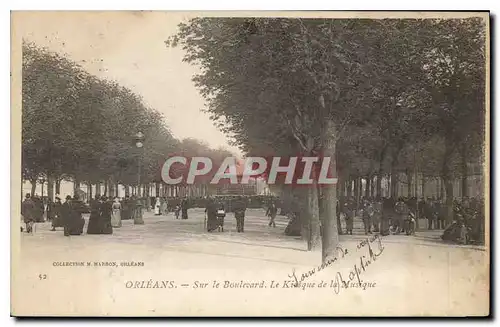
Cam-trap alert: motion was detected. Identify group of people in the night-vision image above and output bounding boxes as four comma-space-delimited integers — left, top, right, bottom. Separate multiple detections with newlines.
86, 195, 124, 234
153, 197, 189, 220
204, 196, 248, 233
21, 193, 146, 236
336, 196, 485, 244
21, 193, 85, 236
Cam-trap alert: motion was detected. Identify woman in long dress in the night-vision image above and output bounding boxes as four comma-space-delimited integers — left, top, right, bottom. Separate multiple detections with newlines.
154, 197, 161, 215
87, 195, 102, 234
205, 198, 218, 232
111, 197, 122, 228
100, 196, 113, 234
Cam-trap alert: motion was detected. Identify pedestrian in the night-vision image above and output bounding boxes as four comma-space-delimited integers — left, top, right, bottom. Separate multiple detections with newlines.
266, 201, 278, 228
362, 200, 374, 235
32, 195, 44, 222
154, 197, 161, 215
99, 196, 113, 234
423, 198, 434, 230
50, 196, 63, 231
234, 196, 247, 233
181, 197, 189, 220
68, 195, 85, 235
160, 197, 168, 215
111, 197, 122, 228
21, 193, 35, 233
435, 200, 445, 229
372, 198, 382, 233
336, 199, 343, 235
344, 197, 355, 235
215, 200, 226, 232
61, 196, 71, 236
46, 198, 54, 222
393, 197, 409, 234
87, 195, 102, 234
205, 197, 218, 232
121, 195, 131, 220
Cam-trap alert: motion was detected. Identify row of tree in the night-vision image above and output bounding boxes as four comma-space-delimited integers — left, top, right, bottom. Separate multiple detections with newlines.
168, 17, 486, 262
22, 42, 233, 200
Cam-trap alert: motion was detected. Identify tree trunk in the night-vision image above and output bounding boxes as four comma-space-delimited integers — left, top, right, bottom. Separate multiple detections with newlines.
461, 146, 468, 200
104, 180, 108, 196
145, 184, 151, 211
306, 172, 321, 251
108, 179, 115, 197
407, 170, 413, 197
47, 174, 55, 201
376, 172, 382, 198
422, 177, 426, 198
319, 125, 339, 263
87, 182, 92, 200
390, 170, 398, 199
365, 177, 370, 198
353, 178, 359, 202
73, 178, 80, 196
442, 138, 455, 224
55, 178, 61, 195
30, 178, 36, 197
155, 182, 160, 197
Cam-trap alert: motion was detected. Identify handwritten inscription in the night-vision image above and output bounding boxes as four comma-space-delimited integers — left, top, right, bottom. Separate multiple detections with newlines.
285, 234, 385, 293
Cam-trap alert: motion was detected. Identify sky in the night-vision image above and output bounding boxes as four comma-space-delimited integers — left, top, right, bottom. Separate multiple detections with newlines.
16, 11, 241, 155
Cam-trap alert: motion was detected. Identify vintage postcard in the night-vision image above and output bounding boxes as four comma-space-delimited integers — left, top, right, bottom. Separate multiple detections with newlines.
11, 11, 490, 317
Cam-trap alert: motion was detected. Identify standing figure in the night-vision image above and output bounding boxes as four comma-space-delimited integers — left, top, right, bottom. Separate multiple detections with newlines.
61, 196, 73, 236
160, 197, 169, 215
394, 198, 409, 234
336, 199, 343, 235
362, 200, 374, 235
174, 204, 180, 219
87, 195, 102, 234
51, 196, 63, 231
129, 195, 137, 220
215, 200, 226, 232
424, 198, 435, 230
111, 197, 122, 228
205, 197, 218, 232
343, 197, 355, 235
100, 196, 113, 234
63, 195, 85, 236
154, 197, 161, 215
33, 195, 44, 222
121, 195, 131, 220
46, 198, 54, 222
233, 196, 247, 233
181, 197, 189, 220
21, 193, 35, 233
266, 201, 278, 228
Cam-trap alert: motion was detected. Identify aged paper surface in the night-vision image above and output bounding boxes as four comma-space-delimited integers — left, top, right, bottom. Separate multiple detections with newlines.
11, 11, 490, 317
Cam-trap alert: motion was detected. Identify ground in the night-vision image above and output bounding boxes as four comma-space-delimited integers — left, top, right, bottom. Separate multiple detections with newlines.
13, 208, 489, 317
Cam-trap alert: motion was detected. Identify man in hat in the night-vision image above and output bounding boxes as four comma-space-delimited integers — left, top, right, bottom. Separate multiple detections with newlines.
61, 196, 73, 236
233, 196, 247, 233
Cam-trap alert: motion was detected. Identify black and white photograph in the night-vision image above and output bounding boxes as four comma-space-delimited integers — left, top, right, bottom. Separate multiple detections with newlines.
10, 11, 489, 317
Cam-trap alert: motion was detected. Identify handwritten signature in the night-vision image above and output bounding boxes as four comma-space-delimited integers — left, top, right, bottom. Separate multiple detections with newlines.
287, 234, 385, 294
